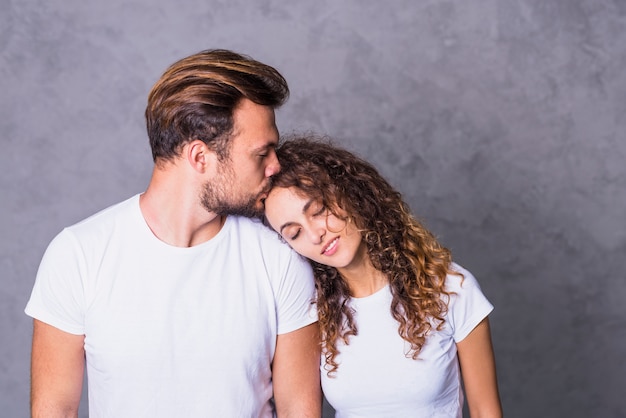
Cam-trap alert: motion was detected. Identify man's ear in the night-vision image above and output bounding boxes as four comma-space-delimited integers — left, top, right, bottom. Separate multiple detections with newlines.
185, 139, 217, 173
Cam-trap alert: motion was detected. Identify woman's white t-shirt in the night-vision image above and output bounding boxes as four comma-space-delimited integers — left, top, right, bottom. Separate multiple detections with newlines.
321, 264, 493, 418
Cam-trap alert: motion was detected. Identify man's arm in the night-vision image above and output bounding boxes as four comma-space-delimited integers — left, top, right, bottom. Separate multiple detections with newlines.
31, 319, 85, 418
457, 317, 503, 418
272, 322, 321, 418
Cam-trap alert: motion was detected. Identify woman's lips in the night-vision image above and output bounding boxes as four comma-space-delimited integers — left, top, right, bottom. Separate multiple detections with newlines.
322, 237, 339, 255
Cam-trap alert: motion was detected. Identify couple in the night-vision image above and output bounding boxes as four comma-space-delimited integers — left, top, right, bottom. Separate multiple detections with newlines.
26, 49, 502, 417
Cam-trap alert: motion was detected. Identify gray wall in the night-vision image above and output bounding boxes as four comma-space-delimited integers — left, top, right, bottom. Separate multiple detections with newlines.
2, 0, 625, 417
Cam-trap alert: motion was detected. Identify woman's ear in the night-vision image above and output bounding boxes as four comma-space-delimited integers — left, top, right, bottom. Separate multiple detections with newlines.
185, 139, 218, 174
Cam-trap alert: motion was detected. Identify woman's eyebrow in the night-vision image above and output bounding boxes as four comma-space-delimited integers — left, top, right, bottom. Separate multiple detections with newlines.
278, 222, 293, 235
302, 199, 314, 213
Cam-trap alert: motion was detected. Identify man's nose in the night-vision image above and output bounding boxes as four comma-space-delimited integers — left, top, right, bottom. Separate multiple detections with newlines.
265, 153, 281, 177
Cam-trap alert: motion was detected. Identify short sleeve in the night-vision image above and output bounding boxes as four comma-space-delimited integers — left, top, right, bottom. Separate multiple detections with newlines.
445, 264, 494, 343
25, 229, 86, 335
273, 251, 317, 335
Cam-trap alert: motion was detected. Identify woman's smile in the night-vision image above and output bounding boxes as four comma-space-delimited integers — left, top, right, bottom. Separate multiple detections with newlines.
322, 237, 340, 255
264, 186, 364, 270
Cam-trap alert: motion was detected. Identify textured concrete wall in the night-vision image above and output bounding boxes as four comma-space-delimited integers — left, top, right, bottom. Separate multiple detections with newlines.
2, 0, 625, 417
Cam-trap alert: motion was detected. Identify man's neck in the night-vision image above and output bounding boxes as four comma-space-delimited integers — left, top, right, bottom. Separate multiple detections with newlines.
139, 168, 225, 248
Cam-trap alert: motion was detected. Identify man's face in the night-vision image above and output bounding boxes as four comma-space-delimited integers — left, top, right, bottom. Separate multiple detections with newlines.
200, 99, 280, 217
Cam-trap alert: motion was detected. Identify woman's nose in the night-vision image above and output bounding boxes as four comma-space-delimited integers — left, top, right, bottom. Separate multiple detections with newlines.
307, 224, 326, 245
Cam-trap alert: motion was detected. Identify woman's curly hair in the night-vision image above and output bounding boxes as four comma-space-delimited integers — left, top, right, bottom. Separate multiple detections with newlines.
271, 135, 459, 376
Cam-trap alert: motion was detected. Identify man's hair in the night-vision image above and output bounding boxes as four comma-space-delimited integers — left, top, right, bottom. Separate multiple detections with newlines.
145, 49, 289, 163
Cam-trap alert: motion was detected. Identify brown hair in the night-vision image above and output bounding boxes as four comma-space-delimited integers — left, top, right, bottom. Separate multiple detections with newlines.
145, 49, 289, 163
271, 135, 457, 376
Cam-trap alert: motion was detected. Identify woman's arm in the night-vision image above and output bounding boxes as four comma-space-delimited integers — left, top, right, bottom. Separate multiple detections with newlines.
456, 317, 503, 418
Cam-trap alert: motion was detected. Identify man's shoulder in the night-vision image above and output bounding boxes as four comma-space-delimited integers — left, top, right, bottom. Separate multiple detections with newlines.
226, 216, 280, 241
225, 216, 300, 259
65, 194, 140, 236
39, 194, 142, 272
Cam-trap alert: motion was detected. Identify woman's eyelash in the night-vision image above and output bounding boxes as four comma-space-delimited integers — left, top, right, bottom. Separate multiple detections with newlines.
312, 206, 326, 217
290, 230, 301, 240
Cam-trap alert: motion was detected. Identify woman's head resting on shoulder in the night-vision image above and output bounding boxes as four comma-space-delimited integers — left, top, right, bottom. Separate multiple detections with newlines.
264, 134, 456, 375
263, 135, 395, 271
263, 134, 452, 288
264, 185, 365, 270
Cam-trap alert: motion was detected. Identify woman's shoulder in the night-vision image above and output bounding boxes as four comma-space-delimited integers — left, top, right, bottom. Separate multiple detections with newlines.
445, 262, 480, 292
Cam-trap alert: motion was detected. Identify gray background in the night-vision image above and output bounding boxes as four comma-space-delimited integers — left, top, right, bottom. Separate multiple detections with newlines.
2, 0, 625, 417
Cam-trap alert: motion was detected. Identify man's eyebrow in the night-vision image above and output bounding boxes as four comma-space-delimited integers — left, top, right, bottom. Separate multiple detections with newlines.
252, 141, 277, 153
278, 199, 313, 235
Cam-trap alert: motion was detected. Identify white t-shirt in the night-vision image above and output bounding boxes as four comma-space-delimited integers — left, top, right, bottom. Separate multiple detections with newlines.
25, 194, 317, 418
321, 264, 493, 418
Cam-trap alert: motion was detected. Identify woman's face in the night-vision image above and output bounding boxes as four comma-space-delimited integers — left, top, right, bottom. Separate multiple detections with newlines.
264, 186, 365, 270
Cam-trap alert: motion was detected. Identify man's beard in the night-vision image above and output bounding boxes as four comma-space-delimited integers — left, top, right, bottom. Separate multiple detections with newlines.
200, 183, 263, 218
200, 177, 266, 218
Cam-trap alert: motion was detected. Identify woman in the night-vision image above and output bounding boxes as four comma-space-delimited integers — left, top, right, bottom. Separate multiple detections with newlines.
263, 135, 503, 418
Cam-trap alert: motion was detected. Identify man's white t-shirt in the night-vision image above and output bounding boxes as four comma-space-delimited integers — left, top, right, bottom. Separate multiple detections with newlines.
25, 194, 317, 417
321, 264, 493, 418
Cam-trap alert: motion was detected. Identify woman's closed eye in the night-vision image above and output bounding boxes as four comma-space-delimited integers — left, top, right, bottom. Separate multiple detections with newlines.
310, 203, 327, 217
283, 227, 301, 241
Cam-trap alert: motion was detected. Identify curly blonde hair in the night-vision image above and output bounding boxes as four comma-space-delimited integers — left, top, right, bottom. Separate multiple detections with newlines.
271, 135, 459, 376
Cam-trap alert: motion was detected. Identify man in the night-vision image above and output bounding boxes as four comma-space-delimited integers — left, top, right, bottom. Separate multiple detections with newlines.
25, 49, 321, 417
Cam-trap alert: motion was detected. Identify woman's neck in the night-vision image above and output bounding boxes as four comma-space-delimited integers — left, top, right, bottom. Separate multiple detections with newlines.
338, 245, 388, 298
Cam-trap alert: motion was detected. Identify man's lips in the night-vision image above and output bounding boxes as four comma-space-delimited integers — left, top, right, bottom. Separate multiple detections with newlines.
258, 188, 270, 205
